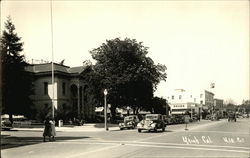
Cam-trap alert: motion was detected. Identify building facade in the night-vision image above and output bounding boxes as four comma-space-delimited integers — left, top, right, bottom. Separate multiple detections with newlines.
214, 98, 224, 111
26, 63, 95, 121
167, 89, 216, 118
167, 89, 200, 116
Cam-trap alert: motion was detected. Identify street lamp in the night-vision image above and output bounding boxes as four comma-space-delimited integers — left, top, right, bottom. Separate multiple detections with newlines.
104, 89, 108, 131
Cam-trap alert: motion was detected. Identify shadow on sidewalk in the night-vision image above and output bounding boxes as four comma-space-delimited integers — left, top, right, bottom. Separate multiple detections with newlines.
1, 135, 90, 150
94, 123, 118, 128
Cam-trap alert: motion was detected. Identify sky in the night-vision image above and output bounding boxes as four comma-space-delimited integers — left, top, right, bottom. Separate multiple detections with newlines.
1, 1, 249, 104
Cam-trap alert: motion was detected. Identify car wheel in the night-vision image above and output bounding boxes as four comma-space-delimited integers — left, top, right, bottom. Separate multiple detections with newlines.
138, 129, 141, 133
154, 128, 157, 132
162, 127, 165, 132
120, 128, 123, 130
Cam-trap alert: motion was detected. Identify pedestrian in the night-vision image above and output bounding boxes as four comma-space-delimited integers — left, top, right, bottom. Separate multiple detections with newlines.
43, 118, 52, 142
50, 119, 56, 141
198, 115, 200, 121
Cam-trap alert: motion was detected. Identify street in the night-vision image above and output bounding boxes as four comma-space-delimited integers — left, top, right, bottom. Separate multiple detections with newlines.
1, 118, 250, 158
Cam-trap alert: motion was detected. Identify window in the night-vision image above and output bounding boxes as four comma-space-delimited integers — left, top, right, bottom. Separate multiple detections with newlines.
179, 95, 182, 99
62, 82, 66, 96
200, 100, 203, 104
190, 95, 192, 98
44, 82, 48, 95
200, 94, 203, 98
172, 96, 174, 100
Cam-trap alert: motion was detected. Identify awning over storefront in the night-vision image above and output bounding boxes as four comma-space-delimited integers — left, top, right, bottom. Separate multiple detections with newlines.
171, 111, 186, 115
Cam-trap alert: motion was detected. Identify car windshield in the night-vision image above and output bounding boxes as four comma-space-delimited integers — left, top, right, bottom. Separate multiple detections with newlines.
146, 115, 158, 120
1, 118, 10, 121
124, 116, 133, 120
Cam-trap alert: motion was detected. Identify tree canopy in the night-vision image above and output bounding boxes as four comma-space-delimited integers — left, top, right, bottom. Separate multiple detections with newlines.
150, 97, 169, 115
86, 38, 167, 117
1, 17, 34, 120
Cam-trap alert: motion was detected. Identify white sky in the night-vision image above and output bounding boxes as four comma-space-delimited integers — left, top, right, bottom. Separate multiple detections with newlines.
1, 1, 249, 104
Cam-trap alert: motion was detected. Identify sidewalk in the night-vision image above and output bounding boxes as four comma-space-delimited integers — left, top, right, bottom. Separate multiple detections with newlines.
10, 119, 226, 133
12, 123, 120, 132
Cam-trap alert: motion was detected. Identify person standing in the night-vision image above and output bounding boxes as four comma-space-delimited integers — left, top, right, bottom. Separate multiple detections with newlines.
43, 118, 52, 142
50, 119, 56, 141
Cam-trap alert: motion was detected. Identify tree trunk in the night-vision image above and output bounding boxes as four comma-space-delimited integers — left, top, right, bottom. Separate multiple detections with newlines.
133, 108, 136, 115
110, 106, 116, 123
136, 108, 139, 115
9, 113, 13, 124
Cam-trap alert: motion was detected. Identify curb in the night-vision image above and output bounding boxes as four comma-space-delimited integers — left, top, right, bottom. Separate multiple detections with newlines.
10, 125, 120, 132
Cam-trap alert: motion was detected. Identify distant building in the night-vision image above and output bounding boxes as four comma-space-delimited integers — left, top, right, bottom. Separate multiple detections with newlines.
167, 89, 216, 118
202, 90, 214, 112
214, 98, 224, 110
26, 63, 95, 121
167, 89, 200, 116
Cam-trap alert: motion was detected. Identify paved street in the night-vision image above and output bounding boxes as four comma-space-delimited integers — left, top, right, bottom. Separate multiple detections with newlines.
1, 118, 250, 158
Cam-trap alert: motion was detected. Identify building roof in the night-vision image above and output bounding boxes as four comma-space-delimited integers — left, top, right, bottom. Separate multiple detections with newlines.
26, 63, 86, 74
67, 66, 85, 74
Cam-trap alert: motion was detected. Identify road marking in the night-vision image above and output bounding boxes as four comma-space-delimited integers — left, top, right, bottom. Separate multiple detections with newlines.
58, 139, 250, 150
125, 143, 250, 153
135, 133, 168, 142
28, 151, 34, 154
137, 141, 250, 150
185, 130, 250, 135
54, 141, 250, 154
66, 143, 120, 158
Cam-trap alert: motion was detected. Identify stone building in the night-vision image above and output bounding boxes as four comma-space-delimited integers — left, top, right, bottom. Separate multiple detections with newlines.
26, 62, 95, 121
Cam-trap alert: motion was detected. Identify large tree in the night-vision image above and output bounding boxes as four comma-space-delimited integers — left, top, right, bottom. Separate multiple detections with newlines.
150, 97, 169, 115
88, 38, 167, 120
1, 17, 34, 122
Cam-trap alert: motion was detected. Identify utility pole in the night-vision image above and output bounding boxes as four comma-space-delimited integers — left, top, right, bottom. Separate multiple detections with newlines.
104, 89, 108, 131
50, 0, 55, 119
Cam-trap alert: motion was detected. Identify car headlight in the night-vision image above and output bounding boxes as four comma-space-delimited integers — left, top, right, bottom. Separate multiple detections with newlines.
151, 123, 156, 127
137, 123, 142, 127
119, 123, 124, 126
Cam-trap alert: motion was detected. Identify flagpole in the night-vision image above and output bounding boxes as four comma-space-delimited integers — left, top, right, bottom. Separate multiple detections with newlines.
50, 0, 54, 119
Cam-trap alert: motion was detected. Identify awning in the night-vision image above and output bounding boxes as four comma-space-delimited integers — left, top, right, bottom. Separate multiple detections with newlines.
171, 111, 186, 115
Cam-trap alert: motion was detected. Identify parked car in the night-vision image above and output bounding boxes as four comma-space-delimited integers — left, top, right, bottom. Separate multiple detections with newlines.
137, 114, 166, 132
119, 115, 139, 130
1, 117, 13, 131
168, 116, 177, 124
163, 116, 170, 125
211, 113, 220, 121
174, 115, 185, 124
243, 114, 249, 118
205, 115, 211, 120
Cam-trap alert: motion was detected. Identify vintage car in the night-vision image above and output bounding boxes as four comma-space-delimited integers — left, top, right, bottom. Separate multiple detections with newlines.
137, 114, 166, 132
1, 117, 13, 131
119, 115, 139, 130
211, 113, 220, 121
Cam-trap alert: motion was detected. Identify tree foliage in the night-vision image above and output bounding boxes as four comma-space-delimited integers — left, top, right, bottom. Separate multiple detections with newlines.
150, 97, 169, 115
87, 38, 167, 118
1, 17, 34, 120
